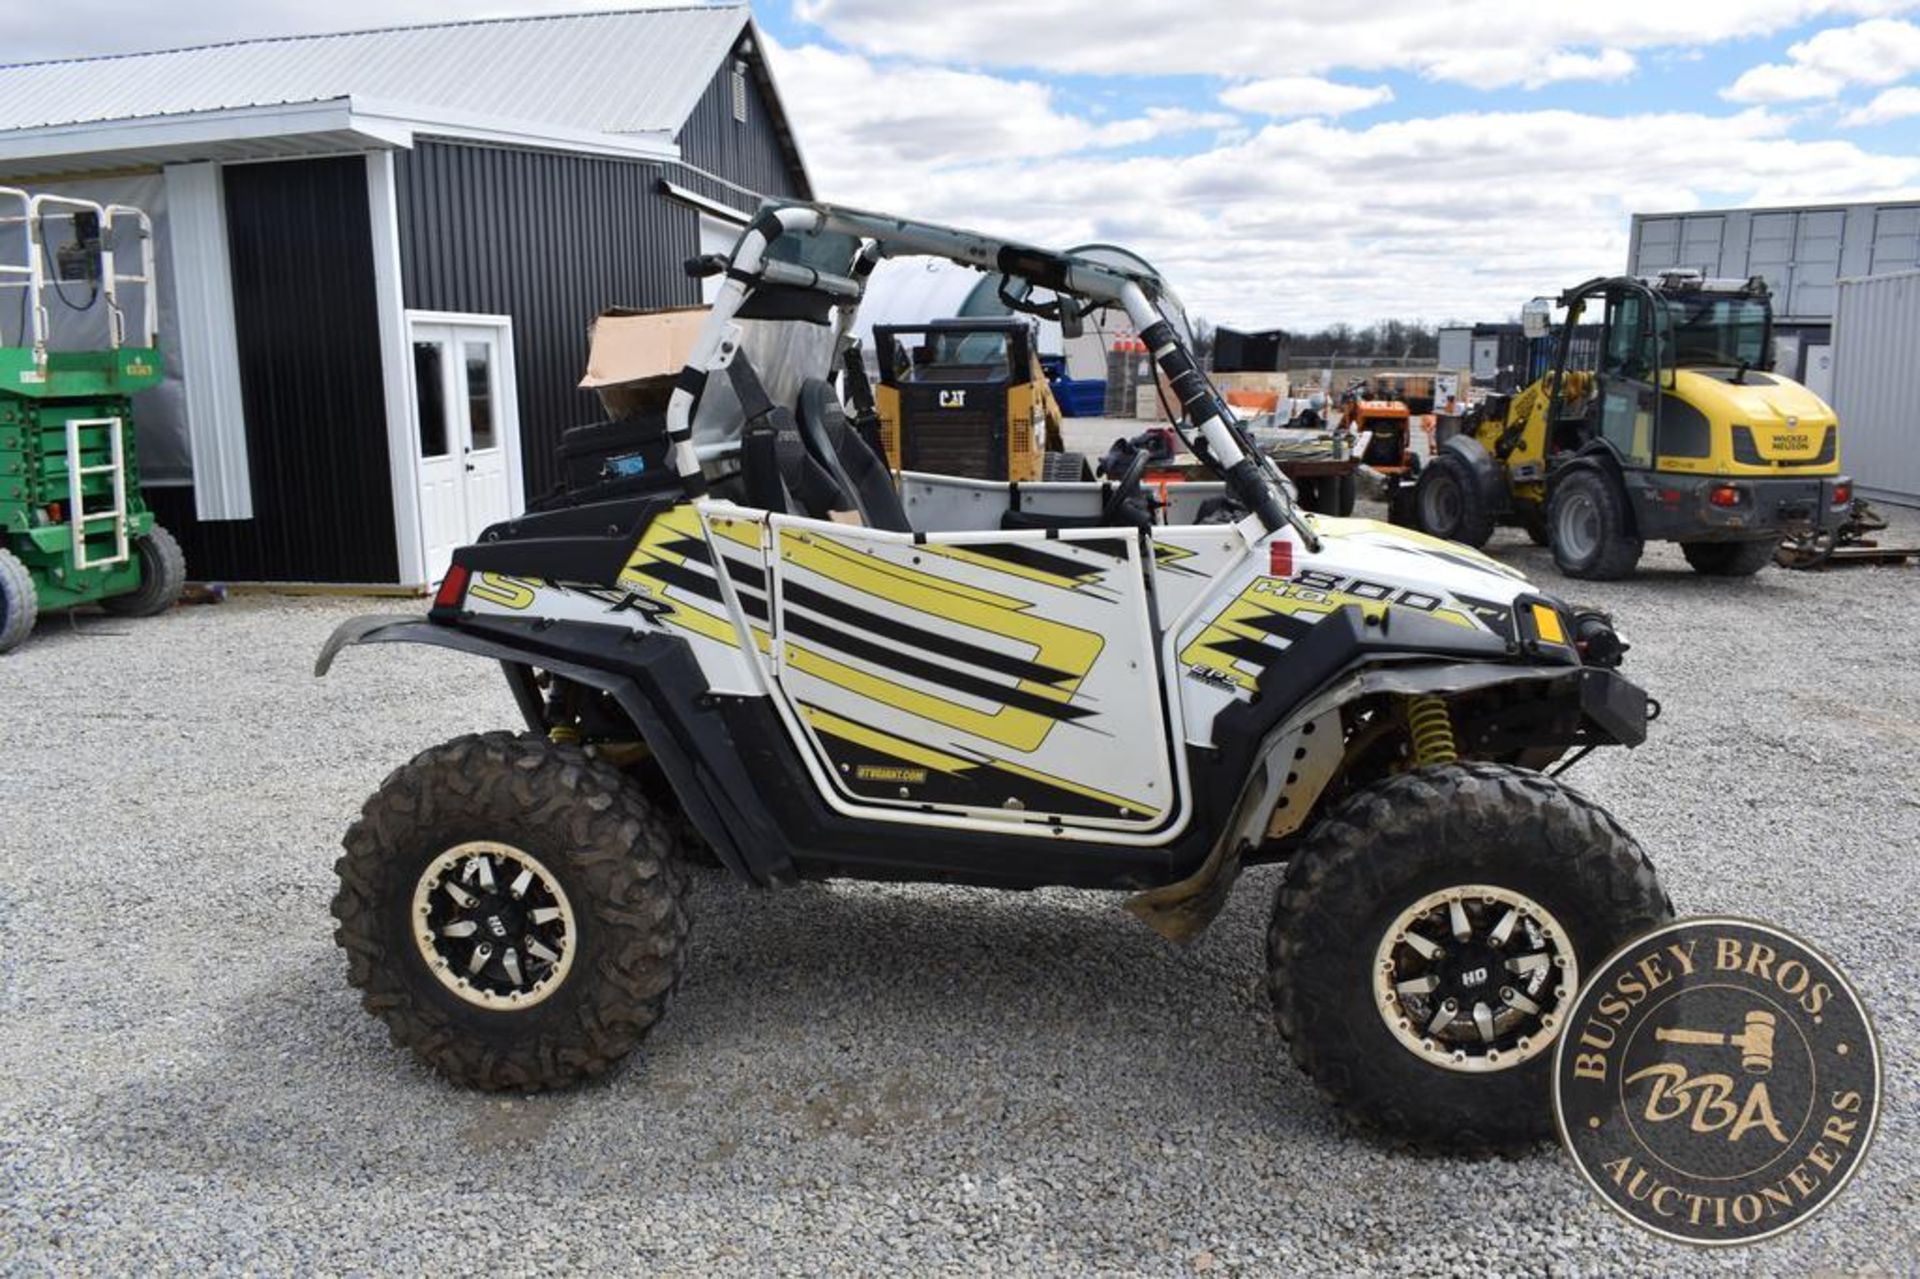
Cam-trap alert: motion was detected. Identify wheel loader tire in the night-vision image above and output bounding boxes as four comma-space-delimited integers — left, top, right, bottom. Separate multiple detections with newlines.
1547, 471, 1642, 580
101, 524, 187, 617
0, 547, 37, 654
1520, 509, 1550, 546
1266, 762, 1672, 1151
1681, 538, 1775, 577
332, 731, 690, 1091
1413, 453, 1494, 548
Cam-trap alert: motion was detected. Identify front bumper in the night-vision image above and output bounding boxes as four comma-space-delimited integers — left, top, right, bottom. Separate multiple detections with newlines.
1626, 472, 1850, 542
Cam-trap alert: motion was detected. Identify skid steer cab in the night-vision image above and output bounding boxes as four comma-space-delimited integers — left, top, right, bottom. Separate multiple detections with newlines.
319, 201, 1673, 1151
871, 318, 1088, 484
1404, 272, 1850, 579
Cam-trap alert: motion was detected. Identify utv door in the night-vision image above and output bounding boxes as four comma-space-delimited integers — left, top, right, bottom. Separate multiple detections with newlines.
764, 518, 1179, 837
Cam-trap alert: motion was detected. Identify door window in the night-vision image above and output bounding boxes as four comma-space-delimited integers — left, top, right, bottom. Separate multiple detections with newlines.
464, 342, 496, 452
414, 341, 449, 457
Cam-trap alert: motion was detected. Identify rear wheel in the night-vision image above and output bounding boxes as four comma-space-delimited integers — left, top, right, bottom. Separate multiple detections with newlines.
1267, 763, 1671, 1150
101, 524, 186, 617
0, 547, 38, 654
1520, 508, 1550, 546
1547, 471, 1642, 579
1682, 538, 1775, 577
1414, 453, 1494, 548
333, 732, 691, 1090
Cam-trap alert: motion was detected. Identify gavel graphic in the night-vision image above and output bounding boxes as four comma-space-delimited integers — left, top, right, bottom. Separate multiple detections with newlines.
1654, 1009, 1777, 1074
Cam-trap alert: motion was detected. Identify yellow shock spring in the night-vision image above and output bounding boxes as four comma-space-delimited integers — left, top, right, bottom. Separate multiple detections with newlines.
1405, 695, 1458, 768
548, 724, 582, 745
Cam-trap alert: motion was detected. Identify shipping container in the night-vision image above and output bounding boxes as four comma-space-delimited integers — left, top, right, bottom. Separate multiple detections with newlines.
1830, 270, 1920, 506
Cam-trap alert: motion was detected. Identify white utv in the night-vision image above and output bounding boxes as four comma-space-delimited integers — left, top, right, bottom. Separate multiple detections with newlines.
320, 203, 1671, 1149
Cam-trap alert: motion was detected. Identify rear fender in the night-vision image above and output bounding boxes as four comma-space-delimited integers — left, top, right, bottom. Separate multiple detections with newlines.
316, 614, 792, 887
1440, 433, 1507, 513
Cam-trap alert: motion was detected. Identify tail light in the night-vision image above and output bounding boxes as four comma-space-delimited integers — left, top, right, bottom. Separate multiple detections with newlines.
1708, 484, 1743, 508
1832, 481, 1852, 506
432, 563, 471, 613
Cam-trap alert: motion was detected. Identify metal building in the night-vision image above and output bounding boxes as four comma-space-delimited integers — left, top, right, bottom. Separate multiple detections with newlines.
1627, 199, 1920, 394
0, 6, 811, 585
1831, 270, 1920, 505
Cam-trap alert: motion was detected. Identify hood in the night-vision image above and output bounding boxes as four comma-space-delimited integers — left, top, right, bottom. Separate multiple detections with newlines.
1309, 516, 1535, 605
1672, 368, 1836, 431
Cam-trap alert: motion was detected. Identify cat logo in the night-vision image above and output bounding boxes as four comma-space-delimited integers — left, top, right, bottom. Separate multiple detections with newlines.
938, 389, 967, 409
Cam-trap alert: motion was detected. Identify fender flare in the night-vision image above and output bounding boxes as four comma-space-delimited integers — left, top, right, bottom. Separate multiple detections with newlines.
316, 614, 794, 887
1438, 432, 1506, 513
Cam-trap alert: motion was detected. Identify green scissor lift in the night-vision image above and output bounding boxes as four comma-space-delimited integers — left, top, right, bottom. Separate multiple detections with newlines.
0, 188, 184, 654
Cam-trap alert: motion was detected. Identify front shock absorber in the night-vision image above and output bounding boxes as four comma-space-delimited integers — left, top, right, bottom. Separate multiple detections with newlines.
1404, 695, 1459, 768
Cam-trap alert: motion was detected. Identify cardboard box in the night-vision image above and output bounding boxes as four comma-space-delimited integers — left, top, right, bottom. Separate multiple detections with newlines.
579, 305, 712, 419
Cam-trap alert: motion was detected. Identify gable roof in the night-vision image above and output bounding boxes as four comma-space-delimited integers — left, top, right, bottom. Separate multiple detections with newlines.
0, 6, 749, 137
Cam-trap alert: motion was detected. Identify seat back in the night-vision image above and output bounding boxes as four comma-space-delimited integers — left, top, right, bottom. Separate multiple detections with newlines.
795, 378, 912, 532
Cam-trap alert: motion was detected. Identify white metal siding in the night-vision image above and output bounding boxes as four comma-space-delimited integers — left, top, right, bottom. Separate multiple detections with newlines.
164, 162, 253, 520
1831, 270, 1920, 505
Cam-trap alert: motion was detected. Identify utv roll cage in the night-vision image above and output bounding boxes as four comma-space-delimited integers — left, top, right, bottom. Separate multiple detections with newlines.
664, 201, 1317, 547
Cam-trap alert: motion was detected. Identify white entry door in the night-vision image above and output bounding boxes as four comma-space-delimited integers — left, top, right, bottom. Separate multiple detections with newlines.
410, 317, 520, 583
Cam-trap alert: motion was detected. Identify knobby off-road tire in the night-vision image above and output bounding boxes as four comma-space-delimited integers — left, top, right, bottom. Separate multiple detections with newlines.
1266, 763, 1672, 1150
1681, 538, 1776, 577
0, 547, 37, 654
1414, 453, 1495, 548
101, 524, 187, 617
333, 732, 690, 1090
1548, 471, 1643, 580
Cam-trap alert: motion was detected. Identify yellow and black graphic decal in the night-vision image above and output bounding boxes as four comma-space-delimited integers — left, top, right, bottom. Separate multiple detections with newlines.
800, 704, 1161, 821
468, 573, 539, 610
1151, 541, 1207, 576
1181, 571, 1484, 693
918, 538, 1125, 600
778, 532, 1106, 754
616, 507, 749, 650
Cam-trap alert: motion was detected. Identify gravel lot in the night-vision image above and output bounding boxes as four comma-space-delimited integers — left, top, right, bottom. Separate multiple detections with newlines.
2, 507, 1917, 1274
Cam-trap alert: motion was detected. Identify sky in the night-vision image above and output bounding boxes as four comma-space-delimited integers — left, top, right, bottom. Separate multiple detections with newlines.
6, 1, 1920, 329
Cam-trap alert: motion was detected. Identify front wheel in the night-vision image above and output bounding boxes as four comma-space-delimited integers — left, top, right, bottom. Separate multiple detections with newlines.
333, 732, 690, 1090
1547, 471, 1642, 579
1267, 763, 1672, 1150
1682, 538, 1775, 577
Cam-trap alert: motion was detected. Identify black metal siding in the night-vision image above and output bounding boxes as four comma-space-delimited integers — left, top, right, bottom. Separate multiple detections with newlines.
676, 48, 809, 202
395, 141, 698, 500
150, 155, 396, 583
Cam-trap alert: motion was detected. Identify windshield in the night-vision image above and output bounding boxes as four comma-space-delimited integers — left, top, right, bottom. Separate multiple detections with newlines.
1659, 295, 1770, 368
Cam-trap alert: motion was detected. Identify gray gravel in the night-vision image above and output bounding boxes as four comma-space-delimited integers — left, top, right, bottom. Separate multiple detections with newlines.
2, 509, 1917, 1275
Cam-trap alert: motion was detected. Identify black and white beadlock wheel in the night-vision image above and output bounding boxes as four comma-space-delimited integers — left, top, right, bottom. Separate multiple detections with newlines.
410, 841, 578, 1010
333, 732, 691, 1091
1372, 883, 1577, 1074
1267, 763, 1671, 1149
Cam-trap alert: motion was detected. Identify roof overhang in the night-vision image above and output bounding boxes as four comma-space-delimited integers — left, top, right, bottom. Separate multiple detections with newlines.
0, 94, 679, 179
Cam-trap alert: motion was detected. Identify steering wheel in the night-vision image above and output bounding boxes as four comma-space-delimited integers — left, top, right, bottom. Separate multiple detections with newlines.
1102, 447, 1151, 525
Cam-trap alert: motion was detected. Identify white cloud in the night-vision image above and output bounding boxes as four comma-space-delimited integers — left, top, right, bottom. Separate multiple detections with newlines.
1843, 83, 1920, 122
1221, 77, 1393, 118
769, 31, 1920, 327
1725, 17, 1920, 100
767, 41, 1230, 168
792, 0, 1918, 88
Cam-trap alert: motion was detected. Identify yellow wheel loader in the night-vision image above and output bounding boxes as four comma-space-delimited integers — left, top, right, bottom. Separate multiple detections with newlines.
1403, 272, 1851, 579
